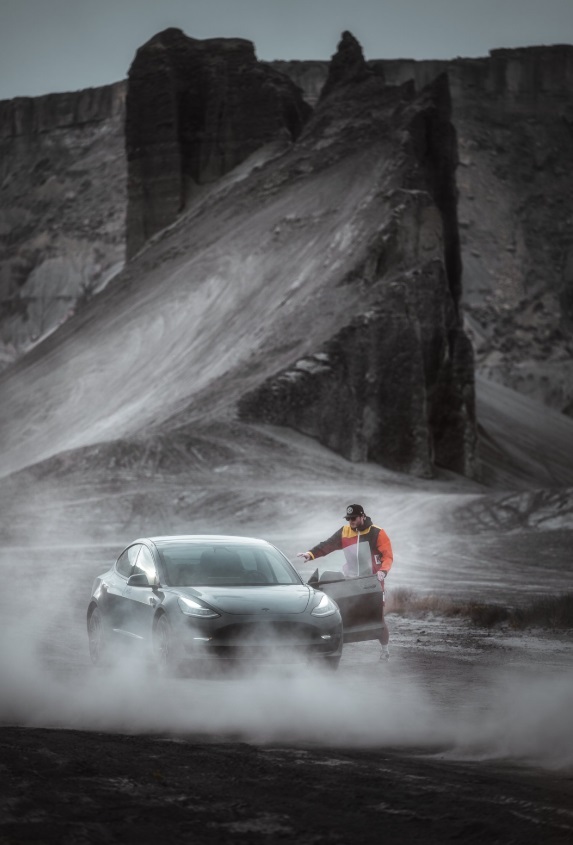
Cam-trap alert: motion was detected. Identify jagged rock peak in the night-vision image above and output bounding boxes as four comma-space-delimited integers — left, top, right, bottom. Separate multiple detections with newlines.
319, 31, 372, 101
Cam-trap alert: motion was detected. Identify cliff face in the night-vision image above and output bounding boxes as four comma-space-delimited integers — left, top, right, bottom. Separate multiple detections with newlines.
0, 82, 126, 370
238, 40, 475, 477
438, 47, 573, 417
0, 84, 126, 137
276, 46, 573, 416
125, 28, 311, 258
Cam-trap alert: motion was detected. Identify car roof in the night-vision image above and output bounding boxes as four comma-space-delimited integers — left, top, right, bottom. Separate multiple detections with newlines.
137, 535, 274, 548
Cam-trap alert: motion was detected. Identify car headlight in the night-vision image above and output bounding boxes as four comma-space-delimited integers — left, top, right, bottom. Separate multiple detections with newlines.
311, 593, 337, 617
178, 596, 220, 618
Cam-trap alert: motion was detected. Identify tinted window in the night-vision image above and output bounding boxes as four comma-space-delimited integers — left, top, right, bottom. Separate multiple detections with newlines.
116, 544, 142, 578
156, 541, 301, 587
132, 546, 158, 586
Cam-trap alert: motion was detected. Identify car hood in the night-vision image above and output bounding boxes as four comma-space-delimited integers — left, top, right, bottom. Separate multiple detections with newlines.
175, 584, 313, 615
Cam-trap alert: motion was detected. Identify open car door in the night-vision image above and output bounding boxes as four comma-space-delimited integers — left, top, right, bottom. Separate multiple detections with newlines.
307, 566, 384, 644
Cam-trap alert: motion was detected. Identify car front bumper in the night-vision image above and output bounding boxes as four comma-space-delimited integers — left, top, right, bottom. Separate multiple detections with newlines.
177, 615, 343, 662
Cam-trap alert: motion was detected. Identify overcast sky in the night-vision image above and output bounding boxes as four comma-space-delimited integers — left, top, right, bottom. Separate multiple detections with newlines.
1, 0, 573, 101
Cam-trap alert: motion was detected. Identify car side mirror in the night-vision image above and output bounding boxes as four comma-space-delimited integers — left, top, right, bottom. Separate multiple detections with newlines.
127, 572, 151, 587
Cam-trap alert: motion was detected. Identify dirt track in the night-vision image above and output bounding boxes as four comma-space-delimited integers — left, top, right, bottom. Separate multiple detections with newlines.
2, 724, 573, 845
2, 621, 573, 845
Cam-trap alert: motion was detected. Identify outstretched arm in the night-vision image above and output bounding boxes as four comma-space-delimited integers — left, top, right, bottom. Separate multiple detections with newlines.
297, 528, 344, 561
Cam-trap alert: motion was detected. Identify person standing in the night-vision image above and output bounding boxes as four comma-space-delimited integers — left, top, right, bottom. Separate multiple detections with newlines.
297, 503, 393, 660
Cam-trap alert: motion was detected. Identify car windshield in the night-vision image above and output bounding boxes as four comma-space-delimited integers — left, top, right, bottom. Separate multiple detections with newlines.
155, 540, 302, 587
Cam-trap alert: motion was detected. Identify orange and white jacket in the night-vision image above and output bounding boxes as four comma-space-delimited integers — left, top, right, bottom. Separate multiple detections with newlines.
308, 517, 393, 578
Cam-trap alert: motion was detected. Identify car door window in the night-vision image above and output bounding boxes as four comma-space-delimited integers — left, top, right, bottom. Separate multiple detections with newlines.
132, 546, 159, 586
116, 544, 142, 578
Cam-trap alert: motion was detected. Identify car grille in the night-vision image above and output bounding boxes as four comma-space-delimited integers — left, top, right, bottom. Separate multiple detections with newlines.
213, 622, 321, 646
183, 621, 340, 660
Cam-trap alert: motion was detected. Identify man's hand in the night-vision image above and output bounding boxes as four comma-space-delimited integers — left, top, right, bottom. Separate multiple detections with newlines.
297, 552, 311, 561
376, 570, 387, 582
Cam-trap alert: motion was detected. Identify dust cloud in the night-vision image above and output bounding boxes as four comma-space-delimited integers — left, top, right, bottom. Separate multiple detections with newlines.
451, 670, 573, 770
1, 589, 572, 771
1, 480, 572, 773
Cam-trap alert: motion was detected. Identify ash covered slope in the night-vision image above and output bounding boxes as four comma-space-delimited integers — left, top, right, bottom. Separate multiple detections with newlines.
0, 32, 474, 480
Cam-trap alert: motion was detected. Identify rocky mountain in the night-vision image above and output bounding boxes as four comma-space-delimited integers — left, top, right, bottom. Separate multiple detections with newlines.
278, 46, 573, 416
0, 83, 126, 369
0, 30, 475, 482
238, 35, 474, 477
0, 30, 572, 490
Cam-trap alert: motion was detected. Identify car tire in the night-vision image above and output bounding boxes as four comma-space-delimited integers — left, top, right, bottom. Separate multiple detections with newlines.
309, 654, 341, 671
319, 655, 341, 671
153, 614, 180, 675
87, 607, 108, 666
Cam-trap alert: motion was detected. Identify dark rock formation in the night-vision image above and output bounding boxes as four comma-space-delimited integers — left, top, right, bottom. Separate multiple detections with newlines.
125, 28, 311, 258
319, 31, 374, 102
239, 285, 475, 477
429, 46, 573, 417
275, 45, 573, 416
0, 82, 126, 370
0, 84, 125, 137
239, 61, 476, 478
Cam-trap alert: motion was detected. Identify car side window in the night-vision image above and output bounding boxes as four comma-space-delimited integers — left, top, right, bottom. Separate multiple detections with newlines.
132, 546, 158, 586
116, 544, 142, 578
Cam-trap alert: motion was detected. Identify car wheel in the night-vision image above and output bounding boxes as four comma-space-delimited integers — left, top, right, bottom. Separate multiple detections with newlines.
318, 655, 341, 671
153, 614, 180, 675
87, 607, 107, 666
